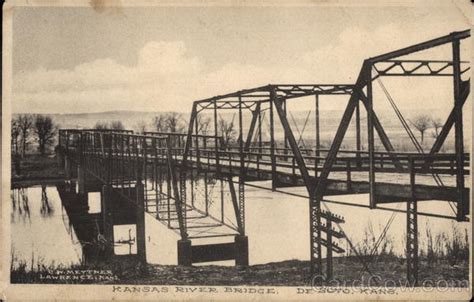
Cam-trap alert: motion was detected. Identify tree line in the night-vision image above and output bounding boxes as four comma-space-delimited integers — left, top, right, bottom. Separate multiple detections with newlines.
11, 111, 240, 157
135, 112, 238, 147
11, 114, 58, 156
410, 114, 444, 143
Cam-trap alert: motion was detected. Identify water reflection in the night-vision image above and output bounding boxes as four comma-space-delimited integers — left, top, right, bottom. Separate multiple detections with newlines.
11, 183, 470, 269
11, 188, 31, 224
40, 186, 54, 217
11, 186, 82, 269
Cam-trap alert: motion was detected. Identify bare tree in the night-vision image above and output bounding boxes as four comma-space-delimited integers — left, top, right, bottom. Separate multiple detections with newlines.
33, 115, 57, 155
153, 114, 167, 132
94, 121, 109, 130
165, 112, 185, 133
196, 115, 211, 135
218, 114, 236, 148
431, 117, 443, 138
11, 117, 21, 155
134, 121, 148, 134
110, 120, 125, 130
409, 114, 431, 144
17, 114, 33, 157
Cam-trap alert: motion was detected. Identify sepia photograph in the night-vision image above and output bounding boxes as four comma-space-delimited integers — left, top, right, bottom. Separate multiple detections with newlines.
1, 0, 472, 300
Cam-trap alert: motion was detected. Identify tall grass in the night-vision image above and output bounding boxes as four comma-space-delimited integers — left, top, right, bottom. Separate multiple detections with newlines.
343, 220, 469, 266
420, 222, 469, 266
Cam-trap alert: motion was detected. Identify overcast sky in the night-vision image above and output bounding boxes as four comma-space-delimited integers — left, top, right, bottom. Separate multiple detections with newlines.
10, 1, 471, 114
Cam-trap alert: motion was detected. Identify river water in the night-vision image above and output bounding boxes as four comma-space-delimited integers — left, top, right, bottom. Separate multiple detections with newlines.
10, 183, 469, 269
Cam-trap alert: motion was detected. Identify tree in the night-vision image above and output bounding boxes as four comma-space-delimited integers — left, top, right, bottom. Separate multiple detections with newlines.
94, 121, 109, 130
33, 115, 57, 155
410, 114, 431, 144
431, 117, 443, 138
17, 114, 33, 157
153, 114, 167, 132
134, 121, 148, 134
165, 112, 185, 133
11, 117, 21, 155
196, 115, 211, 135
109, 120, 124, 130
218, 114, 236, 148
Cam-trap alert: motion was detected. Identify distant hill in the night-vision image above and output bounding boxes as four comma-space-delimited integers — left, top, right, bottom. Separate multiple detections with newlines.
12, 107, 455, 138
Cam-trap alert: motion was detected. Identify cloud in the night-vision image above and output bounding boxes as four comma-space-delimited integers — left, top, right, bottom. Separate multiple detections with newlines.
12, 25, 468, 114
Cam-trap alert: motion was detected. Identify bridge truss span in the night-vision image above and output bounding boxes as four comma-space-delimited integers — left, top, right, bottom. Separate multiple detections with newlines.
58, 30, 471, 283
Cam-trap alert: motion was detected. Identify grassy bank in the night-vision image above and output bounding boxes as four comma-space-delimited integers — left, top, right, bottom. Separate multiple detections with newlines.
11, 256, 469, 286
12, 153, 65, 184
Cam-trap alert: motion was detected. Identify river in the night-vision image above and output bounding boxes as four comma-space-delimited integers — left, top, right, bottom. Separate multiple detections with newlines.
10, 183, 469, 269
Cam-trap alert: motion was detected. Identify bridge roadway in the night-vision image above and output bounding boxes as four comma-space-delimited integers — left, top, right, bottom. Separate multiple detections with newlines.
77, 145, 470, 204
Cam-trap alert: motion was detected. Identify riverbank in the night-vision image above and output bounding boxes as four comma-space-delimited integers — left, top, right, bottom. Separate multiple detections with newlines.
11, 154, 65, 185
11, 256, 469, 286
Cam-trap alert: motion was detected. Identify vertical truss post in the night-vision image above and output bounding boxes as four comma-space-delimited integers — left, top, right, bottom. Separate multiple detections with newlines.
355, 100, 362, 168
258, 107, 263, 158
214, 99, 220, 175
179, 172, 187, 229
315, 94, 320, 177
407, 157, 418, 285
204, 171, 209, 215
166, 155, 172, 228
238, 95, 246, 235
326, 214, 333, 281
194, 111, 201, 168
310, 195, 322, 278
228, 175, 245, 235
239, 95, 244, 175
190, 170, 194, 208
283, 99, 288, 153
136, 161, 146, 263
220, 178, 224, 223
269, 91, 276, 191
366, 66, 376, 208
452, 38, 466, 221
101, 184, 114, 256
238, 178, 245, 235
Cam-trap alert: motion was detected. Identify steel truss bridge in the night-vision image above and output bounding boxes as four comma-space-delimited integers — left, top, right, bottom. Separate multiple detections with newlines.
57, 30, 471, 284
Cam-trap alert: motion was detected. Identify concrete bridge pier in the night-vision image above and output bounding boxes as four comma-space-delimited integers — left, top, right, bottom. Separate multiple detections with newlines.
234, 235, 249, 267
177, 235, 249, 267
101, 185, 115, 257
135, 180, 147, 263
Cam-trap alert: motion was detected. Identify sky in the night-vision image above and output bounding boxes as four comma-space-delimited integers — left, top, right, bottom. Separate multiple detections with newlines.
9, 0, 471, 114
